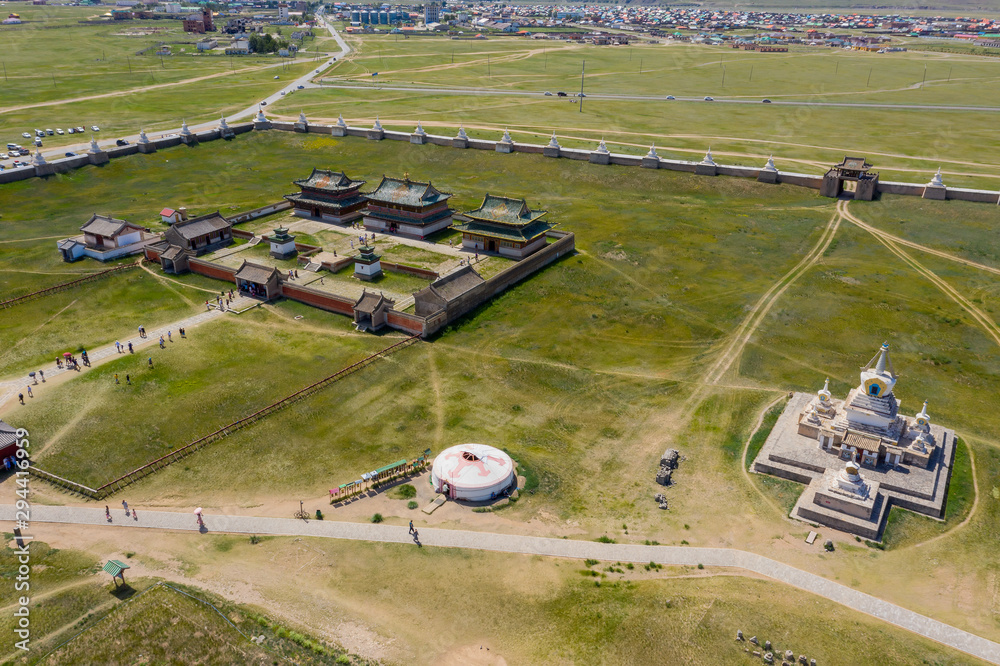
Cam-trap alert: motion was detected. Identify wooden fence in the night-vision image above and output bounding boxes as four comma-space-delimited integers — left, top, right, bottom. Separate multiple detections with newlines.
0, 261, 140, 309
29, 335, 421, 499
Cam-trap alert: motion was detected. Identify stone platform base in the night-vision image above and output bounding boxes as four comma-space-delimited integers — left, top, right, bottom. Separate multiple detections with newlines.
589, 152, 610, 165
331, 127, 347, 137
137, 143, 157, 154
88, 152, 110, 165
543, 147, 561, 158
253, 121, 272, 131
794, 480, 889, 541
410, 134, 426, 145
367, 129, 384, 141
294, 122, 308, 133
757, 169, 778, 184
495, 142, 513, 153
180, 134, 198, 145
452, 138, 469, 149
641, 157, 660, 169
695, 163, 717, 176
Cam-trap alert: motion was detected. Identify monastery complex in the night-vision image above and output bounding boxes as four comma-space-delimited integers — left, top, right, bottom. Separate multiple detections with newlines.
752, 343, 957, 540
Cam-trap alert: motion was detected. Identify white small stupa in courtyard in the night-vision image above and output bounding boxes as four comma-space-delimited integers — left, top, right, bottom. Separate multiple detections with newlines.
927, 168, 945, 188
701, 147, 716, 166
548, 132, 560, 149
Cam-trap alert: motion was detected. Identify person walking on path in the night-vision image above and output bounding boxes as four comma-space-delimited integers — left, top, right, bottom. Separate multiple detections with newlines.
105, 505, 111, 522
18, 393, 23, 405
409, 520, 414, 534
115, 341, 121, 353
132, 508, 138, 521
122, 500, 128, 515
38, 370, 44, 382
159, 336, 165, 349
26, 386, 32, 398
126, 374, 131, 385
167, 330, 172, 342
412, 529, 420, 545
128, 342, 133, 354
115, 374, 119, 385
179, 328, 186, 338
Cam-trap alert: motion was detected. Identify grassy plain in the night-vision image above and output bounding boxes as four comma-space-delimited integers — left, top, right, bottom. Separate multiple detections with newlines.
4, 125, 1000, 658
262, 32, 1000, 189
21, 529, 987, 665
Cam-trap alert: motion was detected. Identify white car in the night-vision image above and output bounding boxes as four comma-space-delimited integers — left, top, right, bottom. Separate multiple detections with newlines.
91, 125, 100, 131
21, 132, 30, 138
56, 129, 64, 135
704, 96, 714, 101
0, 153, 7, 160
76, 126, 84, 132
67, 128, 75, 134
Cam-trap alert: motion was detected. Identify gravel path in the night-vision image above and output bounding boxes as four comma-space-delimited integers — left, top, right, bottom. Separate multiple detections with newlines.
4, 503, 998, 664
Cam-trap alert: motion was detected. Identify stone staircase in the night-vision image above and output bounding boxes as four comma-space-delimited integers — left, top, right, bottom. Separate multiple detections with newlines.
247, 236, 262, 246
305, 261, 322, 272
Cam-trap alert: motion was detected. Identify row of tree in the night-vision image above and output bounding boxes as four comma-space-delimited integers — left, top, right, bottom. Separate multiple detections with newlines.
249, 33, 289, 54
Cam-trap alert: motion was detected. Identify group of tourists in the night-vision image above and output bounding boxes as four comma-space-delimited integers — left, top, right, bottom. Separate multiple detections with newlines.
106, 500, 138, 523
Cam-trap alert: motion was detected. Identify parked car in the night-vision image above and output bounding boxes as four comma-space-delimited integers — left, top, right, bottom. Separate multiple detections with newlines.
556, 91, 567, 97
115, 139, 129, 146
46, 129, 54, 135
19, 148, 30, 156
0, 153, 7, 160
280, 91, 286, 95
76, 126, 84, 133
56, 129, 64, 135
665, 95, 676, 100
65, 152, 76, 157
67, 128, 75, 134
5, 143, 16, 149
21, 132, 30, 138
273, 75, 280, 79
704, 96, 714, 101
35, 129, 44, 137
33, 139, 42, 147
762, 98, 772, 103
91, 125, 100, 131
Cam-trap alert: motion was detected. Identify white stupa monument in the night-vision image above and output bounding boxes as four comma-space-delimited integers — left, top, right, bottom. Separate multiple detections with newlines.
701, 147, 717, 166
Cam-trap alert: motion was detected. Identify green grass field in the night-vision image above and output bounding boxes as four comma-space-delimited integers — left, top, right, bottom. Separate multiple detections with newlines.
4, 56, 1000, 660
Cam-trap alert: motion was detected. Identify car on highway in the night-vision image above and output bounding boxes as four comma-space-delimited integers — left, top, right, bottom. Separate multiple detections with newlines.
297, 85, 304, 89
91, 125, 100, 131
704, 96, 714, 101
665, 95, 675, 100
21, 132, 30, 138
280, 91, 286, 95
762, 99, 772, 103
65, 152, 76, 157
556, 91, 567, 97
260, 100, 268, 106
577, 92, 586, 97
115, 138, 129, 146
56, 129, 64, 135
544, 91, 552, 96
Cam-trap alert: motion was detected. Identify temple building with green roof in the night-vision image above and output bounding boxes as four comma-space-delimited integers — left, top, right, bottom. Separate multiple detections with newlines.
284, 169, 367, 225
362, 176, 453, 239
455, 195, 553, 259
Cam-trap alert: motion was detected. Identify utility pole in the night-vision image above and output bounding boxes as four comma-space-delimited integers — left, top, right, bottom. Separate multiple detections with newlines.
722, 65, 726, 88
127, 55, 132, 75
948, 65, 953, 82
639, 58, 642, 75
749, 64, 753, 82
866, 67, 872, 87
488, 54, 490, 78
52, 73, 56, 88
579, 59, 585, 113
835, 60, 839, 76
2, 62, 6, 83
921, 64, 926, 87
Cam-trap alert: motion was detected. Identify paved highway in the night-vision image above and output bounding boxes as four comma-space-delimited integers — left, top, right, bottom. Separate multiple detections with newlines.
303, 81, 1000, 113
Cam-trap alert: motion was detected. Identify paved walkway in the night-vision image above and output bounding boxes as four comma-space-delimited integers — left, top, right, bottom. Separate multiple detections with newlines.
4, 504, 998, 664
0, 308, 223, 408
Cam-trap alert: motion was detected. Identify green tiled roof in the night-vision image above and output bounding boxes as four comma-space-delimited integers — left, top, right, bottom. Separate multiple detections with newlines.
454, 218, 554, 242
293, 168, 365, 192
366, 176, 451, 207
103, 560, 130, 577
463, 195, 547, 227
284, 192, 367, 211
